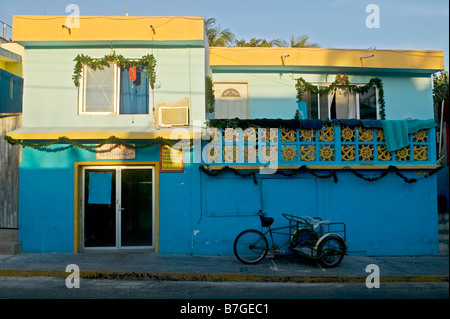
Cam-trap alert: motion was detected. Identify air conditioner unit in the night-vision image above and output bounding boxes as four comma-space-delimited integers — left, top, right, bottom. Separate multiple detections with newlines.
158, 106, 189, 127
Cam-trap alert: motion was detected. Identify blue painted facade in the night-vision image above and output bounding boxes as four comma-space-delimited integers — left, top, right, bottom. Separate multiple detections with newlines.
18, 142, 439, 256
9, 17, 443, 257
0, 69, 22, 114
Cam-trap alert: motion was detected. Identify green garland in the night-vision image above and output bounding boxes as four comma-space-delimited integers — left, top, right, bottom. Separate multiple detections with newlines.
295, 77, 386, 120
4, 135, 177, 151
199, 165, 338, 185
205, 76, 215, 113
200, 166, 259, 184
200, 165, 443, 185
73, 53, 157, 87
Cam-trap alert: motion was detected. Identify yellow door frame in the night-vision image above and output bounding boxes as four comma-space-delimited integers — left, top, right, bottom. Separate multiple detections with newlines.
74, 161, 160, 253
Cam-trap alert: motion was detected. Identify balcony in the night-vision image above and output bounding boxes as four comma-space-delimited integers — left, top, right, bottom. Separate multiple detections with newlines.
202, 120, 437, 167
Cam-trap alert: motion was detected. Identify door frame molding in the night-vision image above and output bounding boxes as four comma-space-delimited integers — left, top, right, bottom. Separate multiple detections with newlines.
74, 161, 159, 253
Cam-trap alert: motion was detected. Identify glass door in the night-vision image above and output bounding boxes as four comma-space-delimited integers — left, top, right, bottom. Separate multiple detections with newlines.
83, 168, 117, 248
119, 168, 154, 248
82, 166, 154, 250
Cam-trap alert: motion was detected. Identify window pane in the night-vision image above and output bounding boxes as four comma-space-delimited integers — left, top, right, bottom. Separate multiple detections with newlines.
334, 89, 357, 119
304, 90, 319, 119
318, 86, 328, 120
120, 66, 149, 114
359, 86, 377, 119
84, 66, 115, 113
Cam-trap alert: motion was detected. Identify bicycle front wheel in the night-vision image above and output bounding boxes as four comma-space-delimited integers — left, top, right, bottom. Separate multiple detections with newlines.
233, 229, 268, 265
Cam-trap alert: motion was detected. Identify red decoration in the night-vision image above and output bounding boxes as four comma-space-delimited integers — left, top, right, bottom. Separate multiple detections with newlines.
129, 66, 137, 82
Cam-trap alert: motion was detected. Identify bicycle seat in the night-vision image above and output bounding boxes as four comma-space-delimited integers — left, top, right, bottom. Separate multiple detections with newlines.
260, 215, 274, 227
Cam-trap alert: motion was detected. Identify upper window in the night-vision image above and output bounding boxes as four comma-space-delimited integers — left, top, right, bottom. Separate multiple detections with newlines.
213, 83, 249, 119
120, 66, 149, 115
79, 64, 149, 115
222, 88, 241, 98
302, 85, 379, 120
82, 65, 117, 114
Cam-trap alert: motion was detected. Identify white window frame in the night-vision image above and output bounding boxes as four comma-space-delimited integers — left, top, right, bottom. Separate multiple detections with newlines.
78, 63, 152, 115
311, 84, 379, 120
78, 64, 120, 115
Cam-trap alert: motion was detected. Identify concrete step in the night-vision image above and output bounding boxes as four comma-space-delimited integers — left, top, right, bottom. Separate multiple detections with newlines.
0, 242, 21, 254
0, 229, 18, 242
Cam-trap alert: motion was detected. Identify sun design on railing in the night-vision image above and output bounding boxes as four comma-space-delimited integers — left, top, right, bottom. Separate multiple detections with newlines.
281, 145, 298, 161
320, 145, 334, 161
341, 127, 355, 142
300, 129, 315, 142
359, 145, 374, 161
396, 147, 410, 161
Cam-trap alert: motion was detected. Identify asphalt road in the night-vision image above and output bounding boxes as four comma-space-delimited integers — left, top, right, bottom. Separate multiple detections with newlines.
0, 276, 448, 299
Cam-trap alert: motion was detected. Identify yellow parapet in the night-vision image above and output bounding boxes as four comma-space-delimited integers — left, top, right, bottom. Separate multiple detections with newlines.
13, 16, 205, 42
209, 47, 444, 71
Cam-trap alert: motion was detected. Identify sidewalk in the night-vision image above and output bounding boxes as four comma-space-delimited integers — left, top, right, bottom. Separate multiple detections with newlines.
0, 252, 448, 283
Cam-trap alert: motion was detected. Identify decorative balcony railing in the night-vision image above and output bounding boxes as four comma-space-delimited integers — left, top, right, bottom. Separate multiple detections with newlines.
203, 124, 436, 166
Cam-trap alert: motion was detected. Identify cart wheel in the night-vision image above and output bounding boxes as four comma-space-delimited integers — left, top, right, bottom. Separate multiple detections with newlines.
294, 228, 318, 248
317, 235, 346, 268
233, 229, 268, 265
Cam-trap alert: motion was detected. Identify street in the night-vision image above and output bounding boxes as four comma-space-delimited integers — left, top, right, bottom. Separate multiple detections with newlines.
0, 276, 447, 299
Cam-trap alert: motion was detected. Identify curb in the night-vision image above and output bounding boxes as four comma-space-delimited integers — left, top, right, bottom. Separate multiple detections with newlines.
0, 269, 448, 283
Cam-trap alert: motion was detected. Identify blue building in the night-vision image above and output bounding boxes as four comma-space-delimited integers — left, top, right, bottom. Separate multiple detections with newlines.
6, 15, 445, 256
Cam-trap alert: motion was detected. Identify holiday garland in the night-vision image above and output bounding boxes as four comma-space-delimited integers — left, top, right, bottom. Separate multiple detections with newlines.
295, 76, 386, 120
205, 76, 215, 113
199, 164, 443, 185
72, 53, 157, 88
4, 135, 176, 152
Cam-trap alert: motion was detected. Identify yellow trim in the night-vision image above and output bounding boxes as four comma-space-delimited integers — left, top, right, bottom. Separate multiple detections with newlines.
0, 42, 24, 77
209, 47, 445, 71
7, 131, 194, 140
13, 16, 205, 42
74, 161, 160, 254
205, 165, 440, 170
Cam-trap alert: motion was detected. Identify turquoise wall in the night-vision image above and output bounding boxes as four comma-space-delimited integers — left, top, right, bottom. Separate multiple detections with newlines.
22, 46, 205, 128
211, 72, 434, 120
18, 143, 202, 253
193, 170, 439, 256
19, 144, 439, 256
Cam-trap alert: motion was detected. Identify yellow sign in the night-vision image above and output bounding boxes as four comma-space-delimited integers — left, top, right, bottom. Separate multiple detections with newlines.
160, 144, 184, 172
96, 144, 135, 160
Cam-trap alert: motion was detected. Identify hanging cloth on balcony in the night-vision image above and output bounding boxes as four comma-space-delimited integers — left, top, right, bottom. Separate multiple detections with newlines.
406, 119, 437, 134
382, 120, 410, 152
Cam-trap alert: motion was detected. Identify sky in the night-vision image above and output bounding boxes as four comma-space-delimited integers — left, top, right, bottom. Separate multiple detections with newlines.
1, 0, 448, 70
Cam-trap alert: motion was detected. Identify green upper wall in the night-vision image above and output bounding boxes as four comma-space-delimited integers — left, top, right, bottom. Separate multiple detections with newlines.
211, 71, 434, 120
22, 46, 205, 128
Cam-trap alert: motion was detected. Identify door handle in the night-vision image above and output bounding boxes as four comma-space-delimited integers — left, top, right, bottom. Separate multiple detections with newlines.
119, 208, 125, 211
